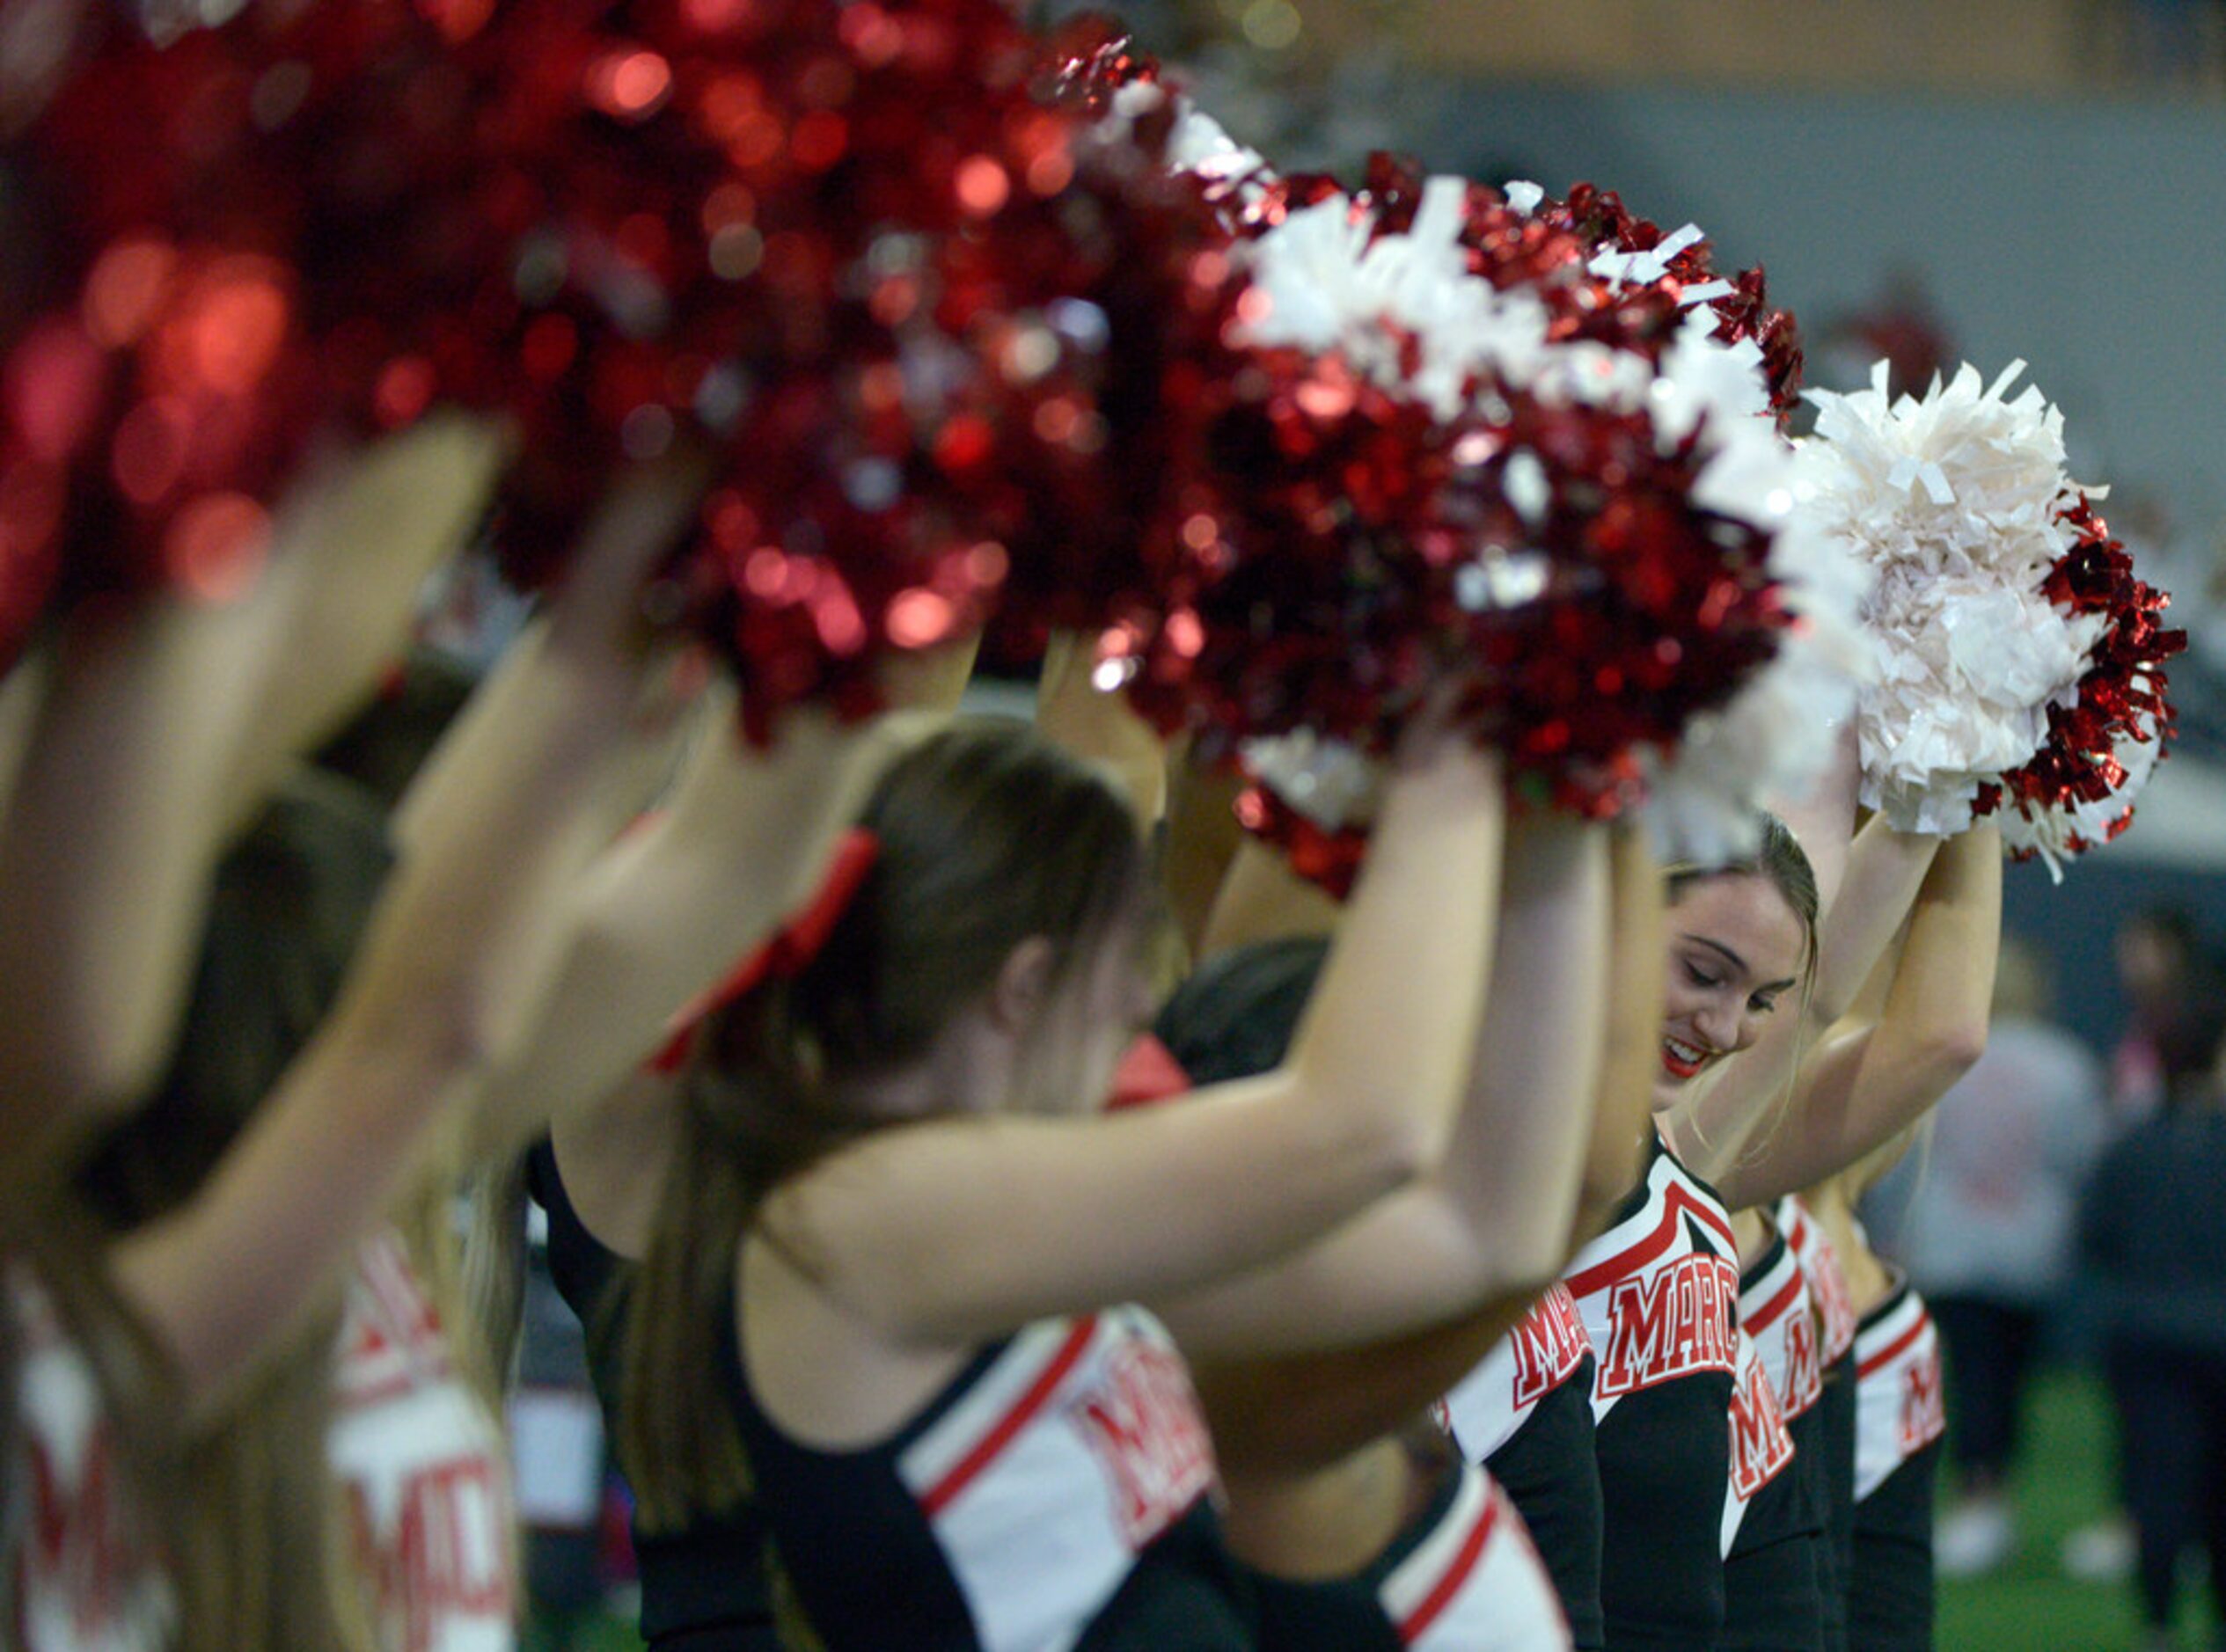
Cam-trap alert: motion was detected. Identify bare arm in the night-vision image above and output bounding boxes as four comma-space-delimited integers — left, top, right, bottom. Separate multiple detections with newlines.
758, 729, 1507, 1348
1190, 830, 1648, 1473
1191, 1297, 1535, 1475
1197, 837, 1341, 960
108, 460, 692, 1410
1808, 818, 1944, 1028
1708, 823, 1999, 1210
461, 643, 971, 1164
1766, 715, 1860, 914
0, 416, 502, 1146
1034, 629, 1167, 830
1571, 824, 1666, 1244
1152, 817, 1609, 1360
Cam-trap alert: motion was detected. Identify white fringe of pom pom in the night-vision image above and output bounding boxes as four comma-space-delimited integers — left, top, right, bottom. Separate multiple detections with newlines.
1643, 318, 1875, 864
1237, 729, 1381, 832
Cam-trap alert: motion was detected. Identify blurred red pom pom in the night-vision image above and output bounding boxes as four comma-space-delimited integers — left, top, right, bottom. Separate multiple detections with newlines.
2, 0, 1241, 722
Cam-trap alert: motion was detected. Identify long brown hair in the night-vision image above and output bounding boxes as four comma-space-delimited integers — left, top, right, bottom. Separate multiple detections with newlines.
67, 771, 394, 1652
617, 718, 1151, 1532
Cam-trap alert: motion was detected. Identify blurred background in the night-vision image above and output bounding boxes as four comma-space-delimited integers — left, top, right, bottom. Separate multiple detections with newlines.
509, 4, 2226, 1646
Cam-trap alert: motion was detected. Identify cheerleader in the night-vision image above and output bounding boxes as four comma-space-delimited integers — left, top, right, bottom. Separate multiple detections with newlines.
1776, 1192, 1862, 1652
1139, 814, 1659, 1651
0, 450, 749, 1649
1800, 1137, 1944, 1652
1651, 808, 1997, 1647
531, 704, 1509, 1648
1549, 815, 1817, 1652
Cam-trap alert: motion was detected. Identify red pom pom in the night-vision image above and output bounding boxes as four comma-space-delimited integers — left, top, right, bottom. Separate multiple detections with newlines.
4, 1, 1239, 722
1104, 167, 1799, 883
2, 0, 504, 654
1505, 180, 1805, 422
1985, 496, 2186, 864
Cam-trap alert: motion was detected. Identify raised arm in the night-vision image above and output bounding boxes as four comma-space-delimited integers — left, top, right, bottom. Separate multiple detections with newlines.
758, 723, 1507, 1347
1196, 837, 1342, 960
1767, 714, 1860, 913
1034, 628, 1167, 830
1572, 823, 1666, 1241
106, 460, 692, 1410
0, 416, 502, 1153
1152, 815, 1611, 1361
1708, 822, 2000, 1210
465, 644, 971, 1165
1808, 817, 1944, 1027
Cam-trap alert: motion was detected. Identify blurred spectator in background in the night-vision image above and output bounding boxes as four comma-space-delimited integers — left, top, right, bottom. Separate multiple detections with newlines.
1898, 939, 2106, 1577
2076, 1024, 2226, 1652
2109, 908, 2226, 1127
1815, 270, 1953, 401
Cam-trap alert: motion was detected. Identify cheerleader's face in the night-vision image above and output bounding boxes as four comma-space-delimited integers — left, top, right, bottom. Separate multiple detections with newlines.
1654, 873, 1805, 1108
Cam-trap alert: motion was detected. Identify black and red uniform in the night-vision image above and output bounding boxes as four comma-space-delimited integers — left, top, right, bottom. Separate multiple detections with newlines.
728, 1300, 1252, 1649
1248, 1444, 1571, 1652
1438, 1287, 1605, 1648
1720, 1232, 1827, 1650
1849, 1274, 1945, 1652
527, 1140, 778, 1651
1566, 1135, 1739, 1651
1779, 1196, 1860, 1652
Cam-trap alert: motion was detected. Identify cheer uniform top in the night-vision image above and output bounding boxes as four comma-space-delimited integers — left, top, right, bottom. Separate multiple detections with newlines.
729, 1297, 1250, 1650
8, 1261, 177, 1651
1779, 1198, 1858, 1652
1719, 1234, 1826, 1651
1437, 1286, 1605, 1648
1248, 1448, 1571, 1652
329, 1230, 516, 1652
1566, 1136, 1739, 1651
525, 1139, 778, 1648
1849, 1276, 1944, 1652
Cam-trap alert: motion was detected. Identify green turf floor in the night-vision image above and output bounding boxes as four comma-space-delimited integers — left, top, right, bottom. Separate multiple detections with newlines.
527, 1367, 2215, 1651
1937, 1368, 2218, 1651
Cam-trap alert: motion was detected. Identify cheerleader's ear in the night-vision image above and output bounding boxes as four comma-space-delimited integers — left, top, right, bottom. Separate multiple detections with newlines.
985, 935, 1058, 1035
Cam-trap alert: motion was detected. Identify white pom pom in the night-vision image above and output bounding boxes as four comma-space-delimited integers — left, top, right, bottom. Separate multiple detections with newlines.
1803, 360, 2105, 833
1503, 178, 1546, 215
1235, 181, 1554, 422
1642, 317, 1876, 860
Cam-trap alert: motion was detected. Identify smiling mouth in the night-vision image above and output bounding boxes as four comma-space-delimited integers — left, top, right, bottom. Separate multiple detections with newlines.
1661, 1035, 1711, 1081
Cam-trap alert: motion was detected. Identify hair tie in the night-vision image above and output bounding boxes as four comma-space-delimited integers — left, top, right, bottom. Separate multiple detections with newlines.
648, 828, 881, 1076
